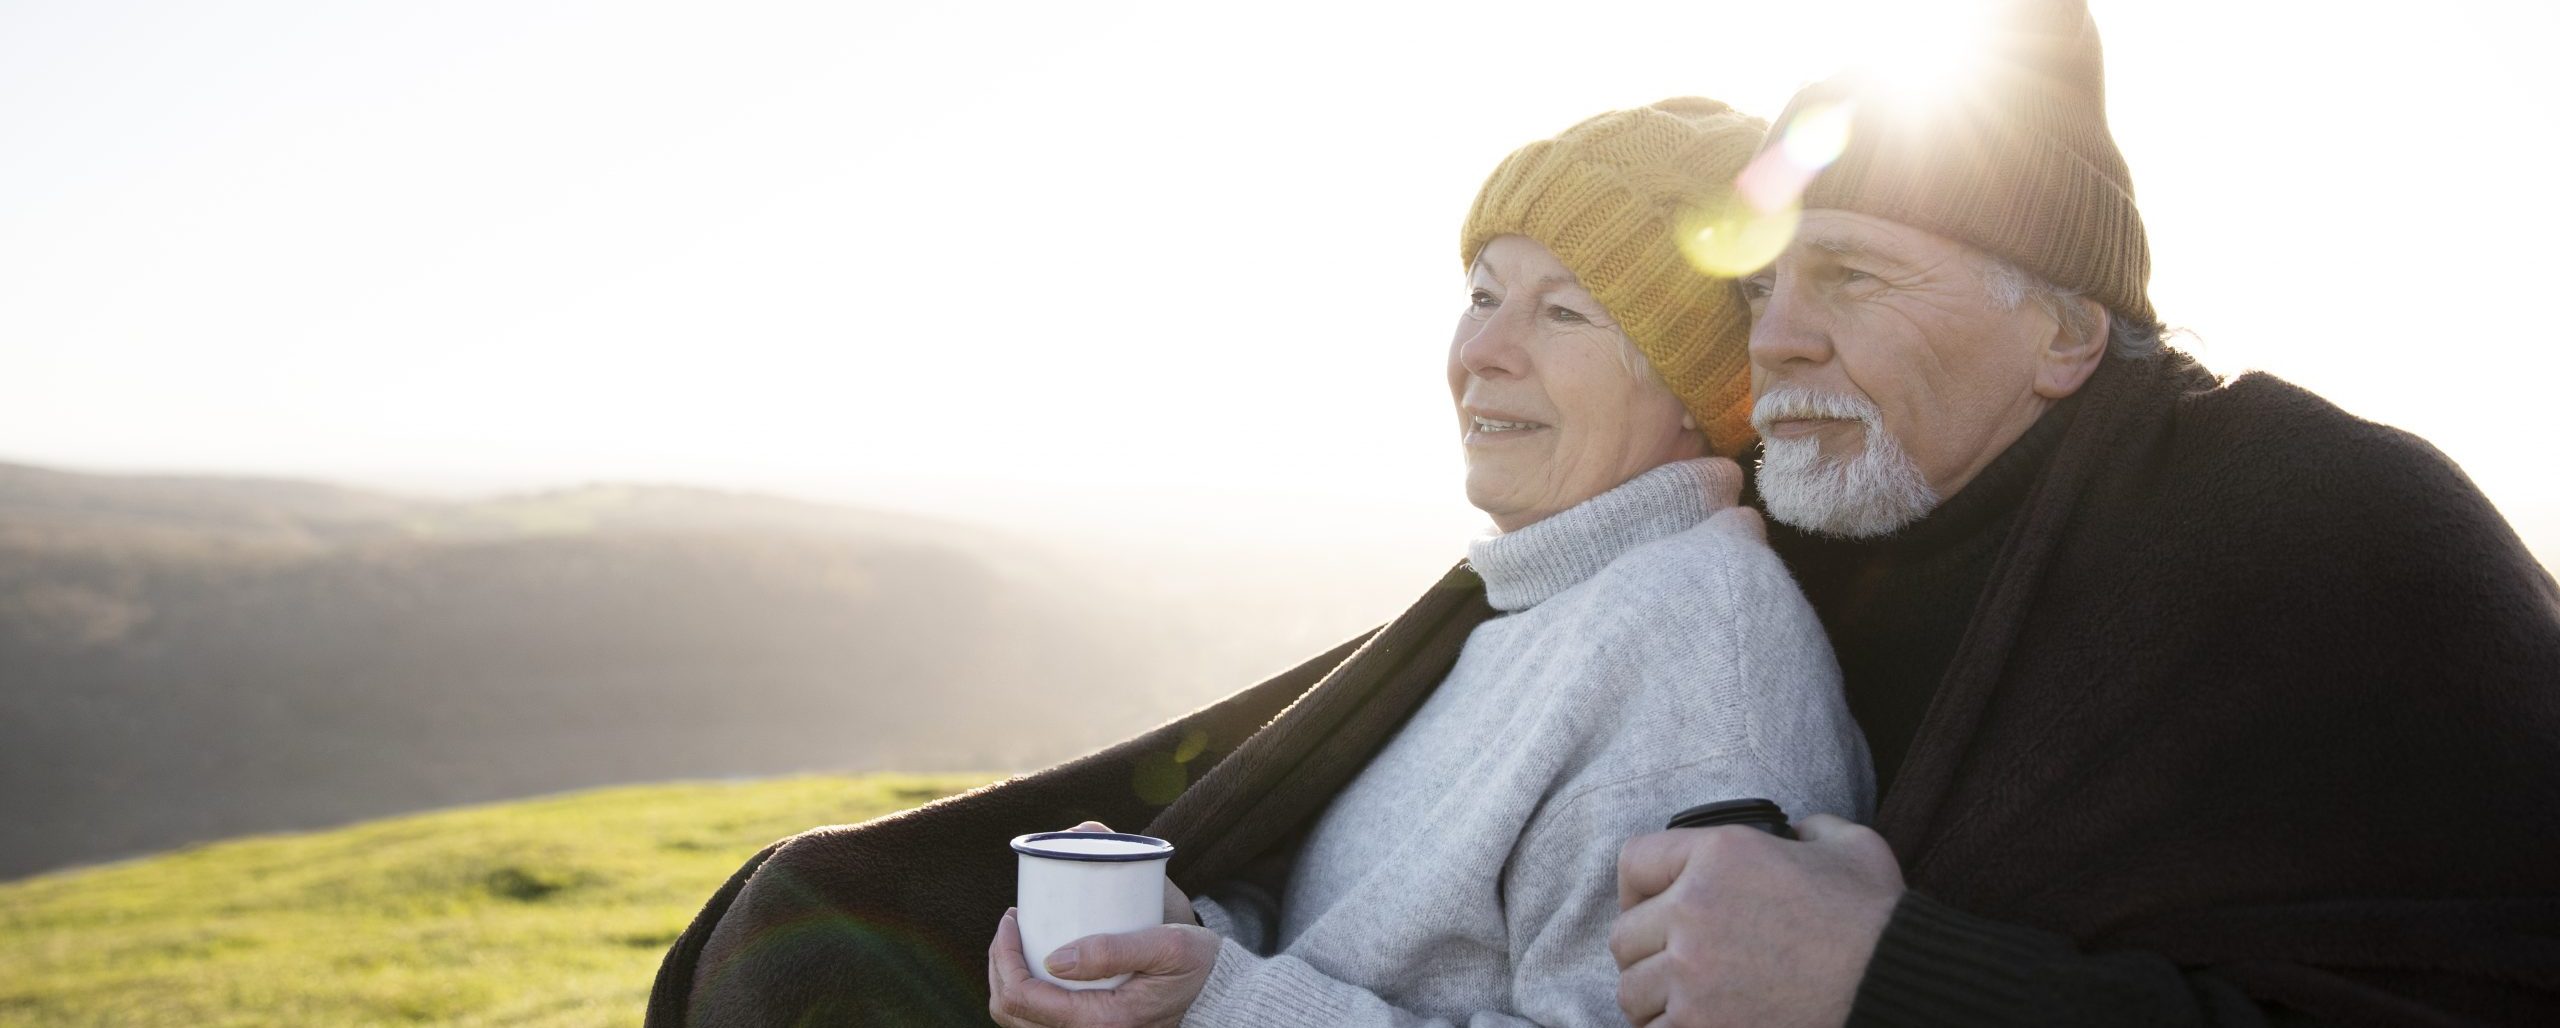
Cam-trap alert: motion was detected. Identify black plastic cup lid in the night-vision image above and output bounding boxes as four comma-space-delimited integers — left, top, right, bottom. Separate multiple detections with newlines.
1665, 798, 1793, 835
1010, 831, 1175, 862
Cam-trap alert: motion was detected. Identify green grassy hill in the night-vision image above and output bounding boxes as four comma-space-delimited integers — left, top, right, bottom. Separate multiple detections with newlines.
0, 773, 995, 1027
0, 460, 1174, 881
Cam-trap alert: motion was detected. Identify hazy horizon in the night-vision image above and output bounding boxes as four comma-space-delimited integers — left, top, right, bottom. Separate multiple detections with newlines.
10, 440, 2557, 560
0, 455, 1463, 880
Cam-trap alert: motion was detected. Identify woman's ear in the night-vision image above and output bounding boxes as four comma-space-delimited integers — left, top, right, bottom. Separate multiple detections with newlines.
1673, 411, 1713, 461
2033, 297, 2109, 400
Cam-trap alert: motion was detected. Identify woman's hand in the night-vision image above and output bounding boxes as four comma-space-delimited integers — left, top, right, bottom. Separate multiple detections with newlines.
986, 907, 1220, 1028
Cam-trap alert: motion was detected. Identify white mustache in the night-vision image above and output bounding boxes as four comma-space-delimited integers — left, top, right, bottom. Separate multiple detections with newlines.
1751, 387, 1883, 432
1751, 385, 1938, 538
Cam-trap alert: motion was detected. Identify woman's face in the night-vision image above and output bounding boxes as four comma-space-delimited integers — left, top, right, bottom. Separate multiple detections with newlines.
1449, 235, 1706, 532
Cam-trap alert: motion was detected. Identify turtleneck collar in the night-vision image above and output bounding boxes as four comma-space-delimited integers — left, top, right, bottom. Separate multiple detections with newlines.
1466, 458, 1722, 612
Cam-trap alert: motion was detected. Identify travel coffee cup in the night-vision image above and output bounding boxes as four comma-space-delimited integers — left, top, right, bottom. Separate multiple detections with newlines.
1011, 831, 1175, 990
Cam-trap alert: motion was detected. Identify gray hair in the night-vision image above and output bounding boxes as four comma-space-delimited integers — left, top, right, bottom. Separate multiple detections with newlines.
1607, 327, 1668, 387
1980, 257, 2162, 360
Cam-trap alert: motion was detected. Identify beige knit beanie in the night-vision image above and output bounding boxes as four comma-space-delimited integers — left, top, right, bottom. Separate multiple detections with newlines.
1760, 0, 2157, 329
1460, 98, 1768, 457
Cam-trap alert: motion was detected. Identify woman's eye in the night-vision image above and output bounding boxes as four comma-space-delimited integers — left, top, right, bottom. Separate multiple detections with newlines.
1548, 305, 1586, 323
1468, 289, 1499, 311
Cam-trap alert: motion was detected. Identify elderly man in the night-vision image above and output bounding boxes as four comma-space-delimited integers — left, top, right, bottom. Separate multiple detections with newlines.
1610, 2, 2560, 1026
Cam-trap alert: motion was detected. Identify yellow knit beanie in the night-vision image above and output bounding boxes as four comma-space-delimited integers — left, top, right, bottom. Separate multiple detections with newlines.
1460, 97, 1767, 456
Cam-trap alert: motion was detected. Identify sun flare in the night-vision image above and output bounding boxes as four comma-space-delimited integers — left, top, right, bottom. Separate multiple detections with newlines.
1828, 0, 2011, 107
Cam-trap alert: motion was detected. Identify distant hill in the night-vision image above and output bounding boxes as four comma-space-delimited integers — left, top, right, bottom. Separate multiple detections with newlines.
0, 462, 1240, 879
0, 773, 987, 1027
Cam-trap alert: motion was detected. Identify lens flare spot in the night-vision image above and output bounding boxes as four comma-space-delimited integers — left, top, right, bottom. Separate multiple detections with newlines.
1132, 751, 1188, 806
1737, 100, 1855, 216
1779, 100, 1855, 174
1681, 200, 1802, 279
1700, 100, 1853, 278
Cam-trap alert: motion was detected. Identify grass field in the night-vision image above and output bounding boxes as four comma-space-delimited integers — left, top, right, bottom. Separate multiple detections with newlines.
0, 773, 995, 1026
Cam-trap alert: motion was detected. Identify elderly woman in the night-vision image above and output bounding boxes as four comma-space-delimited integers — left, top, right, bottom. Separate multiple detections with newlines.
982, 98, 1873, 1028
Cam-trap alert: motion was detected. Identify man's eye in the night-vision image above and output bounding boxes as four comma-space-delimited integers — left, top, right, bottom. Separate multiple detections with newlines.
1739, 276, 1773, 300
1548, 305, 1587, 323
1469, 288, 1499, 310
1839, 268, 1876, 284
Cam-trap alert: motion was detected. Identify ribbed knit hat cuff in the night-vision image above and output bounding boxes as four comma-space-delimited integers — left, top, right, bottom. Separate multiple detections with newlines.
1770, 81, 2157, 329
1802, 166, 2154, 329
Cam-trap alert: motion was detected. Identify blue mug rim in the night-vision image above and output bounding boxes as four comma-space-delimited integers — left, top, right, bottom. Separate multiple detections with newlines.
1010, 831, 1175, 862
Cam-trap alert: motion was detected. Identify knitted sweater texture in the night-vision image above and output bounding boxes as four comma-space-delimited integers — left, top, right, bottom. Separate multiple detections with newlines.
1182, 459, 1874, 1028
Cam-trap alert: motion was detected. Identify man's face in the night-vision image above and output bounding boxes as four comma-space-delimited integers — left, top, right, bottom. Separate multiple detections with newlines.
1741, 210, 2072, 533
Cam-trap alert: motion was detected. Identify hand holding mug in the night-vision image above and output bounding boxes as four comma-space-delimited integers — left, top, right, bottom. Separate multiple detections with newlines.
986, 906, 1218, 1028
986, 821, 1217, 1028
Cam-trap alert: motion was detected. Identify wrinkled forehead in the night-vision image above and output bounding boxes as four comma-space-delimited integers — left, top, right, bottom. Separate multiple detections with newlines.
1776, 209, 1983, 271
1467, 234, 1599, 296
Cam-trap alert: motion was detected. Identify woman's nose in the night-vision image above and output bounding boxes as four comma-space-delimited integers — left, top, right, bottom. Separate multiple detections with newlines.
1457, 307, 1531, 379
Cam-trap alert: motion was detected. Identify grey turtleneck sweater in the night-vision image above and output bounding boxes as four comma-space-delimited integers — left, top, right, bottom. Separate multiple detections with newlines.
1183, 459, 1875, 1028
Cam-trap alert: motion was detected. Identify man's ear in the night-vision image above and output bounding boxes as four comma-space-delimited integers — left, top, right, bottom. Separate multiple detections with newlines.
2033, 297, 2109, 399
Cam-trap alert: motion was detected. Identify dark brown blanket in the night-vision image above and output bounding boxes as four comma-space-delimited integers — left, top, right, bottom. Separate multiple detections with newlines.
648, 564, 1495, 1027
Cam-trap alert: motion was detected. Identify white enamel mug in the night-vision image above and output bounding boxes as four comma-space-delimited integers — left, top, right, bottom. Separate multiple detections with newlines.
1010, 831, 1175, 990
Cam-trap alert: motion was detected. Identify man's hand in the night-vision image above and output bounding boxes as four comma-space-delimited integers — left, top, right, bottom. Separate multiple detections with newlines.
1611, 814, 1904, 1028
986, 908, 1220, 1028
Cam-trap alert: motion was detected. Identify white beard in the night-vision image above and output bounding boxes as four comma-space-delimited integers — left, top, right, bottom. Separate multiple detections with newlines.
1752, 388, 1940, 539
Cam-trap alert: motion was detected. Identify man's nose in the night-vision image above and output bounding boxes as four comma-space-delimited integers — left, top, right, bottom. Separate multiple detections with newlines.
1747, 276, 1834, 372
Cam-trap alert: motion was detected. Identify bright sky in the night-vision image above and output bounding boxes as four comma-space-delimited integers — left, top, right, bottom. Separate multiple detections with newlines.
6, 0, 2557, 565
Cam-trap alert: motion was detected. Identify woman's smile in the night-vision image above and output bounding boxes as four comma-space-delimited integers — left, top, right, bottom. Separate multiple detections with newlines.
1464, 412, 1551, 445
